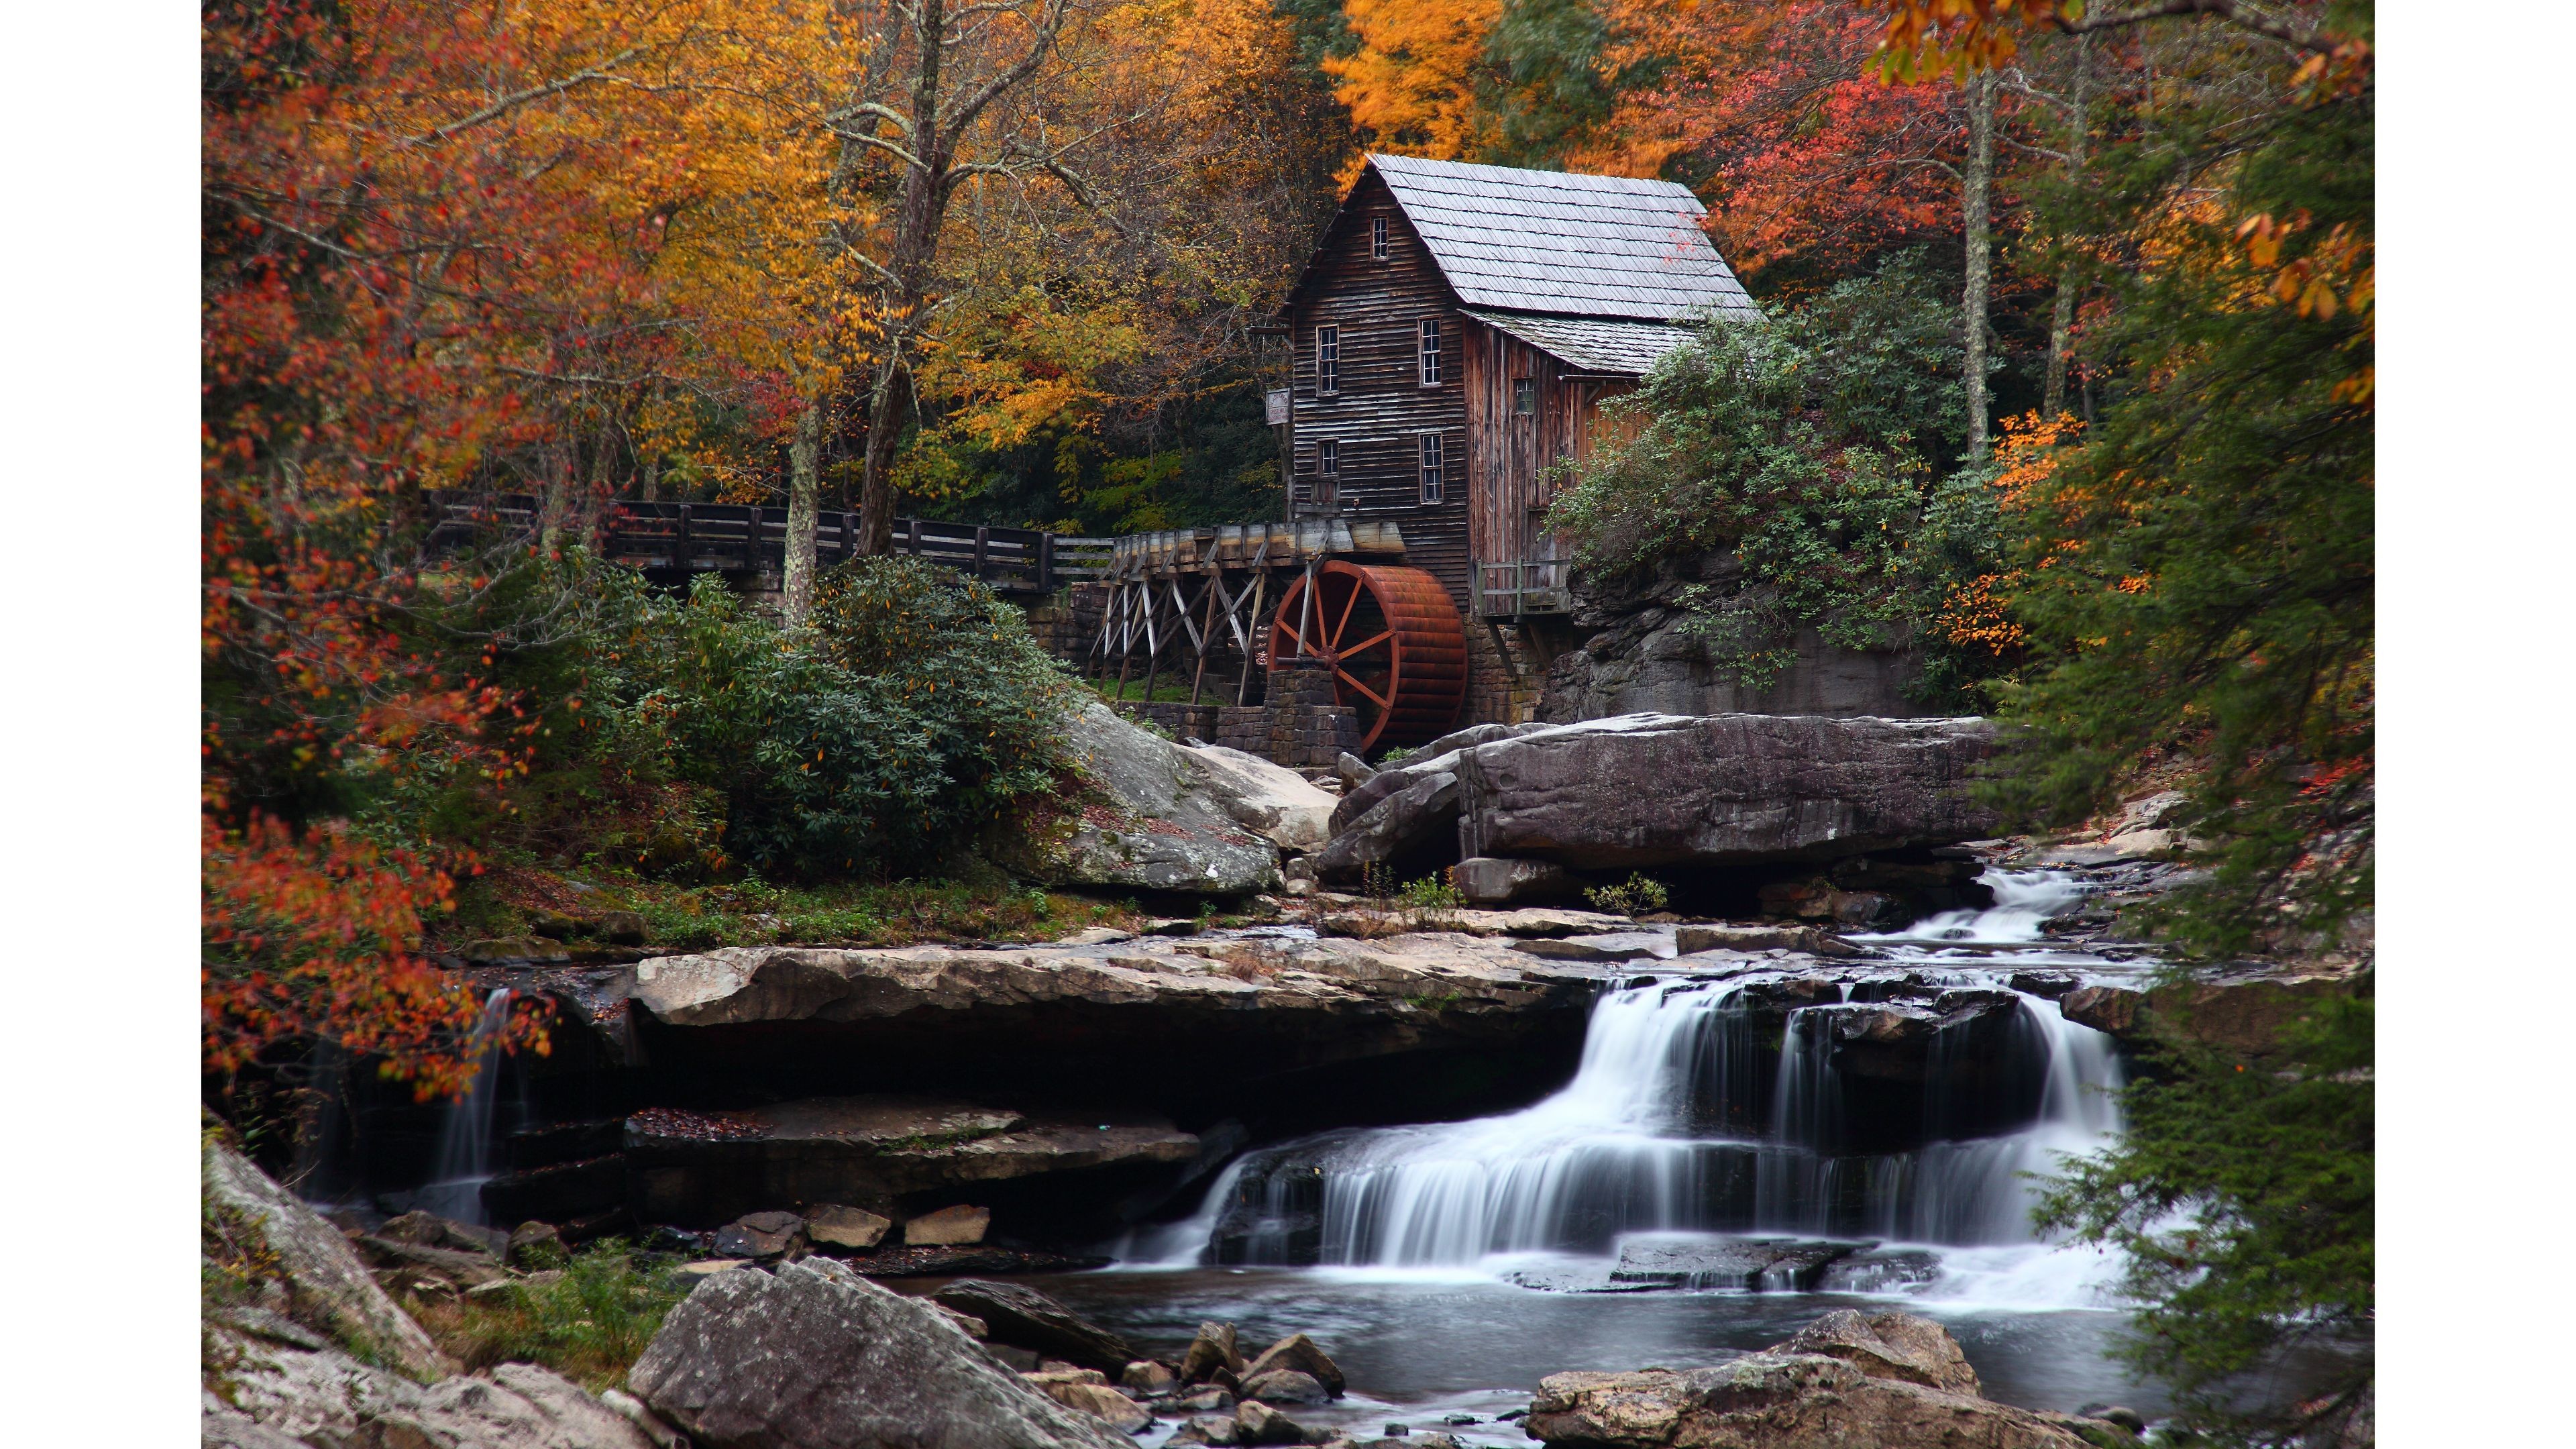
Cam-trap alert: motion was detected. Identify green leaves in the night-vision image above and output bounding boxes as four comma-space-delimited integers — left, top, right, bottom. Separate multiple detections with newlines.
574, 559, 1071, 881
1552, 252, 1972, 690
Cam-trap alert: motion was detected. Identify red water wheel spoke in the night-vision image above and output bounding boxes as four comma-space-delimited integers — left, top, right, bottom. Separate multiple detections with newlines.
1267, 561, 1466, 756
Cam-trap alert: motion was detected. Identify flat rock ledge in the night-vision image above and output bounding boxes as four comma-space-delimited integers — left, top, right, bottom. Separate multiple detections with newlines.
625, 933, 1617, 1030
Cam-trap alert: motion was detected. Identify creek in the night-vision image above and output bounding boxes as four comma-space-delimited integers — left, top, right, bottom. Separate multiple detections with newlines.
1055, 870, 2174, 1434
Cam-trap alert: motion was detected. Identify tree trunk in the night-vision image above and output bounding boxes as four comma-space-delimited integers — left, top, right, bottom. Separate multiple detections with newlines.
855, 354, 914, 555
1962, 68, 1996, 462
539, 437, 572, 553
2042, 38, 2090, 423
640, 451, 661, 503
2043, 282, 2076, 423
783, 398, 824, 627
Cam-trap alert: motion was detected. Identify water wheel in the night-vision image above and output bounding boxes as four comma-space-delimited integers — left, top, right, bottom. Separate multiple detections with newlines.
1267, 561, 1466, 753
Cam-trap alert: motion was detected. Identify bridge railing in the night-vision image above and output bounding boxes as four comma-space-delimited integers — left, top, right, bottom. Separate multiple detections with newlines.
427, 494, 1111, 592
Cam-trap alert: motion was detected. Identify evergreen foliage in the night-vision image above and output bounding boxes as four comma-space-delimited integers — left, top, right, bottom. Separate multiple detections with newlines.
1552, 254, 1979, 689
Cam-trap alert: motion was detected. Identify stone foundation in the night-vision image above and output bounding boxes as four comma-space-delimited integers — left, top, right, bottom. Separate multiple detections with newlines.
1022, 583, 1108, 665
1260, 663, 1364, 768
1464, 618, 1578, 727
1110, 702, 1220, 741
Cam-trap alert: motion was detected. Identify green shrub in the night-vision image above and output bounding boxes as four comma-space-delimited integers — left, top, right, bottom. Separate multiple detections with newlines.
1551, 254, 1984, 691
570, 559, 1072, 881
1585, 873, 1668, 916
1399, 873, 1464, 916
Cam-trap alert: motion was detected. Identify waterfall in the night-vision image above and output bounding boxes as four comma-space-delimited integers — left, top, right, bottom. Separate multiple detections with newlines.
415, 987, 517, 1224
1140, 870, 2130, 1301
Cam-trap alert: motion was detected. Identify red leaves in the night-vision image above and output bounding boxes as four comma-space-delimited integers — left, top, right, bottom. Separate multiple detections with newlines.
202, 814, 547, 1099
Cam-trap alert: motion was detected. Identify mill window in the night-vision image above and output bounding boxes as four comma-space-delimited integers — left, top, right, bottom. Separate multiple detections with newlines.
1513, 377, 1536, 415
1418, 318, 1443, 386
1371, 215, 1389, 261
1317, 439, 1338, 506
1418, 431, 1446, 503
1316, 325, 1338, 396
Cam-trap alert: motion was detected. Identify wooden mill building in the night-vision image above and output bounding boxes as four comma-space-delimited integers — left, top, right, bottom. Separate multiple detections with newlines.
1278, 153, 1760, 721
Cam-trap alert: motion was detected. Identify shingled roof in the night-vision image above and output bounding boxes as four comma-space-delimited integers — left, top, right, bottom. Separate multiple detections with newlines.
1367, 154, 1760, 325
1462, 311, 1700, 376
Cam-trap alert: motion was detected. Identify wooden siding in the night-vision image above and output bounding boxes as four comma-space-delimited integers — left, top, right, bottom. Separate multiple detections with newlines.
1286, 170, 1472, 608
1462, 321, 1642, 598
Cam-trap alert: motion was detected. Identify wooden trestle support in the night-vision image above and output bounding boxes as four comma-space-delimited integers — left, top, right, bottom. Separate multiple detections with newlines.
1087, 520, 1466, 753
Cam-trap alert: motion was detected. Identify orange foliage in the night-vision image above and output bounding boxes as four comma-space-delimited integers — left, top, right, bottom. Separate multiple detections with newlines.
1939, 411, 2080, 656
1325, 0, 1504, 163
202, 816, 549, 1099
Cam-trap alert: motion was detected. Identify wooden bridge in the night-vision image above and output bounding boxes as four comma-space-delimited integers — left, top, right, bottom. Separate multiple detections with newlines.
428, 494, 1114, 594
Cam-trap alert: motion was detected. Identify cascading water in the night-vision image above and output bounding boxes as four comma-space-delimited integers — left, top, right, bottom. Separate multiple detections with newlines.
413, 987, 518, 1224
1136, 871, 2132, 1307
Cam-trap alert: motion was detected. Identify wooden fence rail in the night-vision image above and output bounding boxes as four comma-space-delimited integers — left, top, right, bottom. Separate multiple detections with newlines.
427, 494, 1110, 594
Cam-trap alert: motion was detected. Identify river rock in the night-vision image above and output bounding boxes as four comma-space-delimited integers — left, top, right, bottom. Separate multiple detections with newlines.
1034, 1378, 1155, 1433
933, 1279, 1136, 1375
1608, 1236, 1872, 1291
712, 1210, 807, 1259
1781, 1309, 1981, 1395
629, 1256, 1132, 1449
904, 1203, 991, 1245
994, 699, 1281, 894
1313, 769, 1460, 882
1239, 1370, 1328, 1405
1525, 1310, 2102, 1448
805, 1202, 892, 1250
1242, 1332, 1347, 1396
1454, 713, 1998, 871
1452, 856, 1580, 904
377, 1210, 510, 1258
1122, 1360, 1180, 1395
355, 1233, 513, 1289
1236, 1400, 1311, 1446
1183, 1321, 1246, 1383
1185, 742, 1340, 850
1173, 1413, 1242, 1445
202, 1132, 451, 1381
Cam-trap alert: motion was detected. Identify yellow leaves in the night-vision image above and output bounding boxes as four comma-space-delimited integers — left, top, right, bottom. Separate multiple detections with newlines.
1325, 0, 1505, 161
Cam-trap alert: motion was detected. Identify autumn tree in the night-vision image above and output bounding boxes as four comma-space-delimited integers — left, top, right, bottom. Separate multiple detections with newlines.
1864, 2, 2376, 1439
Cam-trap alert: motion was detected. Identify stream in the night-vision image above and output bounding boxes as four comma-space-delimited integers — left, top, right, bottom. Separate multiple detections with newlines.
1044, 869, 2180, 1435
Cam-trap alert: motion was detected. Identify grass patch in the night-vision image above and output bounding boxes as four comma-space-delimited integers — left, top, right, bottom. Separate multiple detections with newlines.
437, 869, 1140, 953
408, 1242, 690, 1393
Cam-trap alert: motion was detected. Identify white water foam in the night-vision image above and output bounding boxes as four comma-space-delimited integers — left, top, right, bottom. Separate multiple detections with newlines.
1131, 871, 2131, 1307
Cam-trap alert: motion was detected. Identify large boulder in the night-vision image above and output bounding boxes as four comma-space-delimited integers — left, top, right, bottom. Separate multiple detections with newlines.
628, 1256, 1132, 1449
993, 700, 1280, 894
1454, 713, 1998, 871
207, 1334, 665, 1449
1525, 1310, 2116, 1449
930, 1279, 1136, 1375
1181, 743, 1338, 851
1313, 769, 1459, 882
202, 1131, 451, 1382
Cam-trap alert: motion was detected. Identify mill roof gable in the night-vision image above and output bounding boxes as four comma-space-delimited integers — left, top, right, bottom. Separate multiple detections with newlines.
1288, 154, 1761, 333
